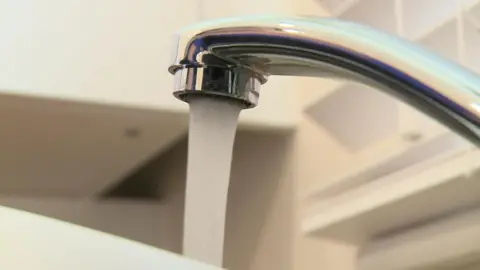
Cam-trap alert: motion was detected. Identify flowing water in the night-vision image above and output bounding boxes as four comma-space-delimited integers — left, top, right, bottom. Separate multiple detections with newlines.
183, 97, 243, 267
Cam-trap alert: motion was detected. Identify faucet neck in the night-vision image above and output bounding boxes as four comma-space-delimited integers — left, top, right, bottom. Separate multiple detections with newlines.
169, 15, 480, 145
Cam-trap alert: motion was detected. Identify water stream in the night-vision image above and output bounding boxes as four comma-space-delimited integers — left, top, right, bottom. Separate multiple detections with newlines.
183, 97, 243, 267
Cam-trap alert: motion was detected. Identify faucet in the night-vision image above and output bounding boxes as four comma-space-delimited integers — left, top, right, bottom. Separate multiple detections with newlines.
168, 15, 480, 145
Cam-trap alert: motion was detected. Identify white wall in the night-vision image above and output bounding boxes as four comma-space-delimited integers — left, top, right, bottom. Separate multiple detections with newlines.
293, 1, 359, 270
152, 130, 296, 270
1, 130, 296, 270
0, 1, 361, 269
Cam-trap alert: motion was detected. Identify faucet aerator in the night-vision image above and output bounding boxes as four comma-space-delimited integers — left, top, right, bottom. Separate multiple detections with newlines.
170, 65, 263, 109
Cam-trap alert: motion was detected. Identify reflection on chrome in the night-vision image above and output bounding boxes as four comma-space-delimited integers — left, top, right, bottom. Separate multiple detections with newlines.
169, 15, 480, 145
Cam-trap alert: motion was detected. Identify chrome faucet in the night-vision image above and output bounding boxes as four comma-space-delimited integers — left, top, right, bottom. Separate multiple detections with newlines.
168, 15, 480, 145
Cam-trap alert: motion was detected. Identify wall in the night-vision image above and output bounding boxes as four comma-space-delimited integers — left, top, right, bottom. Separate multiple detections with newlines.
292, 1, 359, 270
122, 129, 296, 270
0, 130, 296, 270
0, 1, 361, 269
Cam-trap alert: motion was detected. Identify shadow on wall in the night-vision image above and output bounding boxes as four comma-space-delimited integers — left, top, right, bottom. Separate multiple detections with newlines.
224, 130, 295, 270
0, 129, 295, 270
129, 129, 296, 270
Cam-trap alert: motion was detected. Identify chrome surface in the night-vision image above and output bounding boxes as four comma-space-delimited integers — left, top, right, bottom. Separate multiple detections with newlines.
172, 66, 262, 108
168, 15, 480, 145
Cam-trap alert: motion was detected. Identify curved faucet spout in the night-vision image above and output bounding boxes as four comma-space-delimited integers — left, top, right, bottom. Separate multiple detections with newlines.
168, 15, 480, 146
